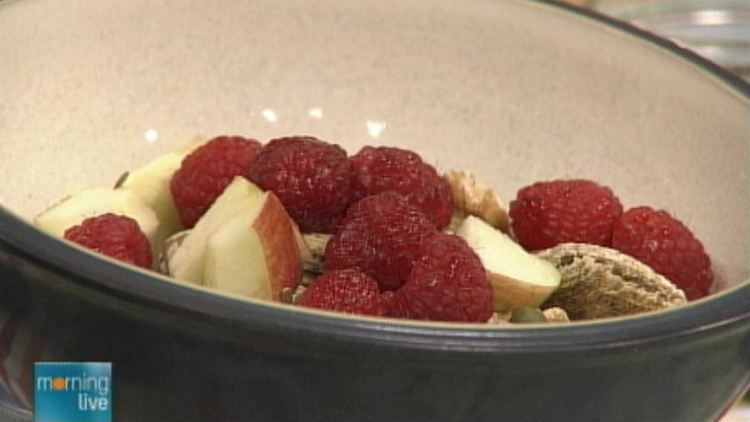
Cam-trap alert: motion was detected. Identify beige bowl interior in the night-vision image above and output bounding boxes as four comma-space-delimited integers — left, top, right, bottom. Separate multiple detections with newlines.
0, 0, 747, 292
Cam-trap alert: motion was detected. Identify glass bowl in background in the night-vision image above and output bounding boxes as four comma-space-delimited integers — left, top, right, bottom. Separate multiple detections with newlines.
593, 0, 750, 80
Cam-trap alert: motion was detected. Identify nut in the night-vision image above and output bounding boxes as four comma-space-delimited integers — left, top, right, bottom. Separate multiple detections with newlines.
487, 310, 512, 325
443, 170, 510, 233
536, 243, 687, 320
542, 307, 570, 323
292, 223, 314, 271
282, 285, 308, 304
301, 233, 330, 274
280, 287, 295, 304
159, 229, 192, 275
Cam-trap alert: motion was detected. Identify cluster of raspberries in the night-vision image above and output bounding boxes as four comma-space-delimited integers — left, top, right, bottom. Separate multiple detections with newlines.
170, 135, 491, 322
64, 135, 713, 323
170, 135, 454, 233
303, 193, 493, 322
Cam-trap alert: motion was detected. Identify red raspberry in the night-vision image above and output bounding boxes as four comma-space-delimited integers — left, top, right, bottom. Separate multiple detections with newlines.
171, 136, 262, 228
64, 213, 153, 269
297, 269, 385, 316
249, 136, 351, 233
612, 206, 713, 300
509, 179, 623, 250
349, 146, 454, 229
381, 290, 397, 316
391, 233, 493, 323
325, 192, 437, 291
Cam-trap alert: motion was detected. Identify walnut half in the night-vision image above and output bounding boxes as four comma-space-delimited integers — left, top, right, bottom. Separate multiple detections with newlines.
443, 170, 510, 233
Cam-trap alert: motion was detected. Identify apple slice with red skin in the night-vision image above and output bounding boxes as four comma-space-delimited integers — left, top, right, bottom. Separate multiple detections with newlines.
204, 190, 301, 301
456, 216, 561, 311
168, 176, 266, 284
168, 176, 301, 301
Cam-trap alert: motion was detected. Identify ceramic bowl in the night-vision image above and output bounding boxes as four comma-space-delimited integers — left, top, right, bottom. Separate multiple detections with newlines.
0, 0, 749, 421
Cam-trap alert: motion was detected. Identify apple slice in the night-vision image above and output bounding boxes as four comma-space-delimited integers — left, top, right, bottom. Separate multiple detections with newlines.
118, 152, 184, 253
118, 136, 208, 253
167, 177, 265, 285
34, 188, 160, 247
203, 191, 301, 301
456, 216, 560, 311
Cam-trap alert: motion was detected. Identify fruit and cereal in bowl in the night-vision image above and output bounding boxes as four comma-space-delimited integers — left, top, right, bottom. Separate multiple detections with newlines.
34, 134, 712, 325
1, 0, 749, 420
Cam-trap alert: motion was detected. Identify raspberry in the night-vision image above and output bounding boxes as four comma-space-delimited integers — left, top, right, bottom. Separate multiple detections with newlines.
381, 290, 397, 316
612, 206, 713, 300
171, 136, 262, 228
391, 233, 493, 323
249, 136, 351, 233
509, 179, 623, 250
64, 213, 153, 269
349, 146, 454, 229
297, 269, 385, 316
325, 192, 437, 291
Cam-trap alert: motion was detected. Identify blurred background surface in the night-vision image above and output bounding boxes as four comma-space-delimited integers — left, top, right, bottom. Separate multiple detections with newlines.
566, 0, 750, 81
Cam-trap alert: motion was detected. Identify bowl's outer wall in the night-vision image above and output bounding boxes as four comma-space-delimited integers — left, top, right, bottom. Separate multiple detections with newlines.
2, 242, 750, 421
1, 0, 750, 420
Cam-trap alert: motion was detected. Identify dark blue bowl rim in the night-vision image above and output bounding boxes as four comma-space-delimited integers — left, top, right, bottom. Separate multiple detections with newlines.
1, 0, 749, 353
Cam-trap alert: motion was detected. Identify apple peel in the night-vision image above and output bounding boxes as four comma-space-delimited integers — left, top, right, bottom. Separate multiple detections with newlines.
203, 191, 301, 301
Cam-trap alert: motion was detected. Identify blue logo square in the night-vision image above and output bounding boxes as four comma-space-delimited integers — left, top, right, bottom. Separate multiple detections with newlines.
34, 362, 112, 422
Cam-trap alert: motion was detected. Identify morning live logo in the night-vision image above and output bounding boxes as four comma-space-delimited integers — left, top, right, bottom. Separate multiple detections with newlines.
34, 362, 112, 422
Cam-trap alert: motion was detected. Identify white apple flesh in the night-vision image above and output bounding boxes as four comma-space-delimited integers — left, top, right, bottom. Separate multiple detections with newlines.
33, 188, 160, 250
119, 152, 184, 254
204, 191, 301, 301
167, 177, 266, 284
117, 136, 208, 253
456, 216, 561, 311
